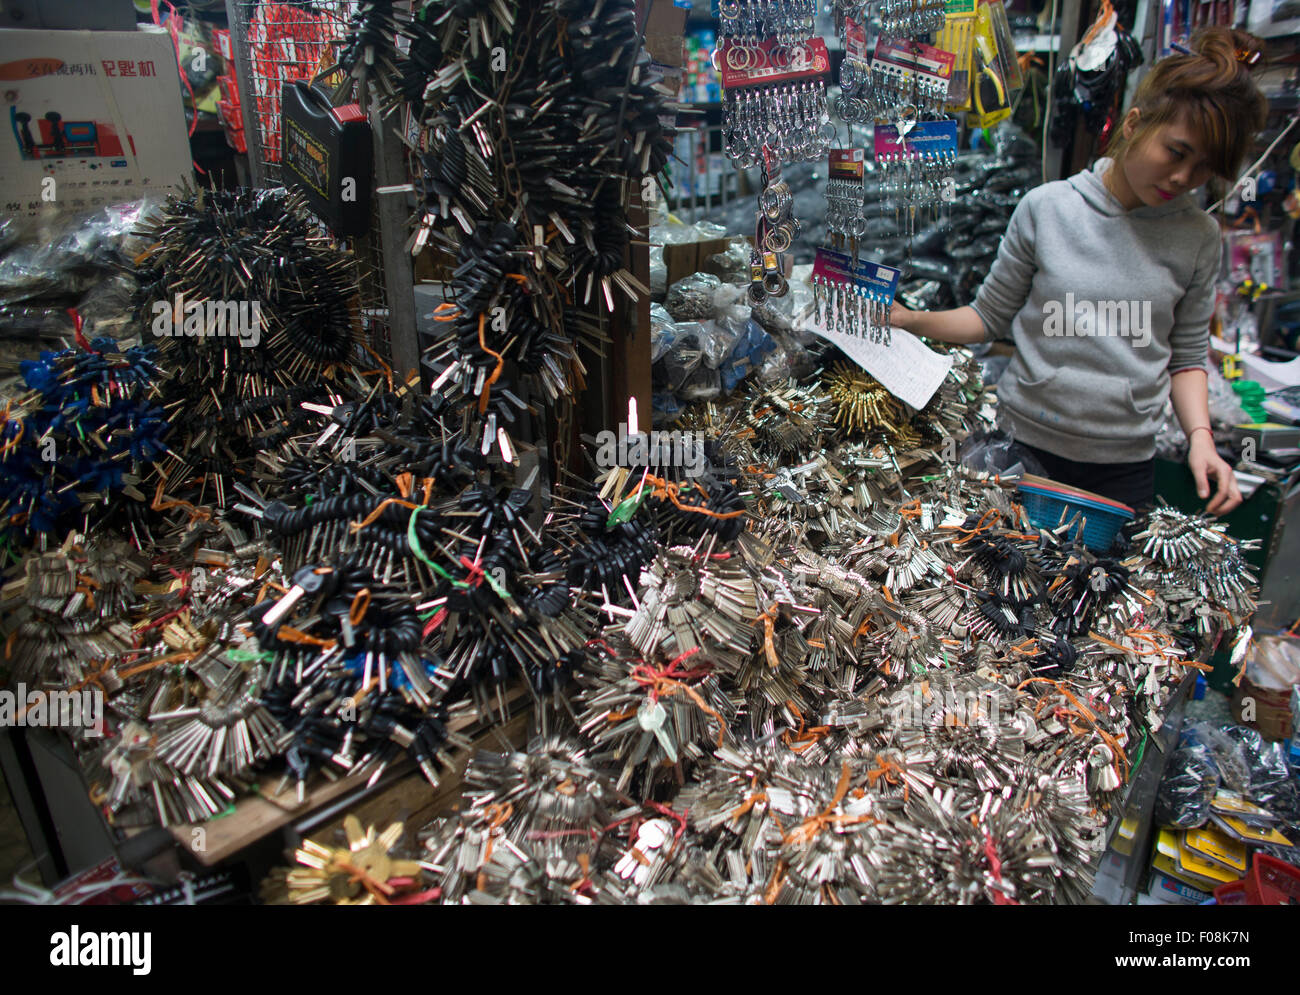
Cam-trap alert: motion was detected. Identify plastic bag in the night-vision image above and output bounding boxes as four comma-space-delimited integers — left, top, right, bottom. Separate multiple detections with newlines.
959, 430, 1045, 477
650, 245, 667, 301
696, 320, 733, 370
650, 303, 676, 362
654, 320, 707, 392
719, 319, 776, 392
703, 239, 750, 284
712, 283, 751, 339
1246, 636, 1300, 691
1179, 722, 1254, 796
1153, 745, 1220, 829
0, 200, 150, 306
1216, 724, 1296, 814
1210, 370, 1251, 427
665, 272, 722, 321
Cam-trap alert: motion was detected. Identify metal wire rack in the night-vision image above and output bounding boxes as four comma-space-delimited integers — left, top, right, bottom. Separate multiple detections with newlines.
223, 0, 416, 371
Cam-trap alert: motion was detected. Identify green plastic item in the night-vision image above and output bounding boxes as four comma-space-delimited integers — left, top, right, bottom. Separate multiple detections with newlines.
1231, 379, 1268, 422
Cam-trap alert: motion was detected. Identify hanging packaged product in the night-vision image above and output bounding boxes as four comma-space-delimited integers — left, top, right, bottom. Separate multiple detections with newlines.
866, 38, 958, 123
826, 148, 867, 243
840, 30, 956, 127
967, 0, 1022, 128
721, 38, 832, 168
935, 1, 977, 110
877, 0, 949, 40
748, 154, 799, 304
874, 120, 959, 238
811, 247, 902, 344
719, 0, 818, 46
281, 81, 374, 237
718, 37, 831, 88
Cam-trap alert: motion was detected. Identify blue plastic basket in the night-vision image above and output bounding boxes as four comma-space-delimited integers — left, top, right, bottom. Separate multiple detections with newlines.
1016, 483, 1135, 552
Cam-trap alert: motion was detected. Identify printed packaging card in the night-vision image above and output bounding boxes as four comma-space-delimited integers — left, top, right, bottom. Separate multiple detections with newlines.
1181, 826, 1247, 874
0, 30, 190, 217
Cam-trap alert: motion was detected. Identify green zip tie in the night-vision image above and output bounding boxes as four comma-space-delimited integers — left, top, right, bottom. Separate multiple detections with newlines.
606, 487, 647, 527
228, 649, 273, 663
407, 504, 461, 586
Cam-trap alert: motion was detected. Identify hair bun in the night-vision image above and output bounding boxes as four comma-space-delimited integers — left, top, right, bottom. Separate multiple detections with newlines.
1191, 25, 1264, 73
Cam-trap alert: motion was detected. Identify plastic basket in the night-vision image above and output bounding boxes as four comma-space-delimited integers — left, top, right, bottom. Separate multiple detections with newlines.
1214, 854, 1300, 905
1016, 483, 1134, 552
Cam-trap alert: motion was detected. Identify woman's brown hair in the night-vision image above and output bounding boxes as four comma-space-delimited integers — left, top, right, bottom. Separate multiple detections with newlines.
1107, 25, 1268, 180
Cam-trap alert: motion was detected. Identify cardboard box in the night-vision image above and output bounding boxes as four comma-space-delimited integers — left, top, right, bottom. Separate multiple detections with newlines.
0, 30, 191, 217
642, 0, 688, 69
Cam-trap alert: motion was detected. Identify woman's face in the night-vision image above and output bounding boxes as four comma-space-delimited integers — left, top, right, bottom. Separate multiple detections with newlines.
1114, 111, 1215, 208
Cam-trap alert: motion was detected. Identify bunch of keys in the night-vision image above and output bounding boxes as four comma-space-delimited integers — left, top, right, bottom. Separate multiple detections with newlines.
723, 81, 831, 168
826, 177, 866, 242
867, 71, 945, 126
879, 0, 947, 38
720, 0, 817, 46
812, 276, 892, 344
877, 150, 956, 236
749, 162, 796, 302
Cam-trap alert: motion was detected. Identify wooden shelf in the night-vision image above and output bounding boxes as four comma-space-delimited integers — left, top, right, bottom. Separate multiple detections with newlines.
169, 684, 532, 866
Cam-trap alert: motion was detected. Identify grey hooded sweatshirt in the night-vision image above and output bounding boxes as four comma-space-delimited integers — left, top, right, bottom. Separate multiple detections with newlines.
971, 157, 1219, 462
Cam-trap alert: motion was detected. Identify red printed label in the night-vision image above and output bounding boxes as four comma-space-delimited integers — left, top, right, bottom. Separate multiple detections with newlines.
845, 18, 869, 62
719, 38, 830, 90
871, 39, 957, 85
829, 148, 865, 181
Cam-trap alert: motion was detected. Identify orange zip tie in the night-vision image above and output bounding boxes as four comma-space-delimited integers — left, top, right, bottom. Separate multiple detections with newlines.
350, 496, 420, 533
635, 474, 747, 520
275, 627, 338, 650
866, 755, 910, 801
477, 802, 514, 891
117, 650, 196, 681
756, 605, 780, 669
782, 761, 877, 847
1017, 676, 1130, 781
731, 786, 769, 821
0, 416, 25, 457
350, 588, 371, 628
764, 859, 788, 904
361, 343, 394, 391
477, 312, 505, 414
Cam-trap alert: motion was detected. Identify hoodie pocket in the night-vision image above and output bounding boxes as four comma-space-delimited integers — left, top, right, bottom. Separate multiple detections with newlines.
1002, 369, 1151, 439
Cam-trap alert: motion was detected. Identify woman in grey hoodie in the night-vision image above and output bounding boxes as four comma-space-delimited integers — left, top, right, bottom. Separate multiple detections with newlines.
892, 26, 1267, 514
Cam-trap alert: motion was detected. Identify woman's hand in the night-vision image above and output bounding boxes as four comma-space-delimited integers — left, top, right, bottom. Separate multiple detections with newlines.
1188, 432, 1242, 515
890, 301, 913, 331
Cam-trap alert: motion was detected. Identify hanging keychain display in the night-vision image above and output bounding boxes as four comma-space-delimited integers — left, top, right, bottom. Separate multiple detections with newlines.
720, 38, 832, 168
862, 37, 956, 126
719, 0, 818, 47
811, 247, 902, 345
879, 0, 949, 39
749, 153, 798, 304
874, 119, 959, 240
826, 148, 867, 246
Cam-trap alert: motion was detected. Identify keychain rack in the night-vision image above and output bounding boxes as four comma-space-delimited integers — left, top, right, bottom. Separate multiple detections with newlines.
223, 0, 418, 377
